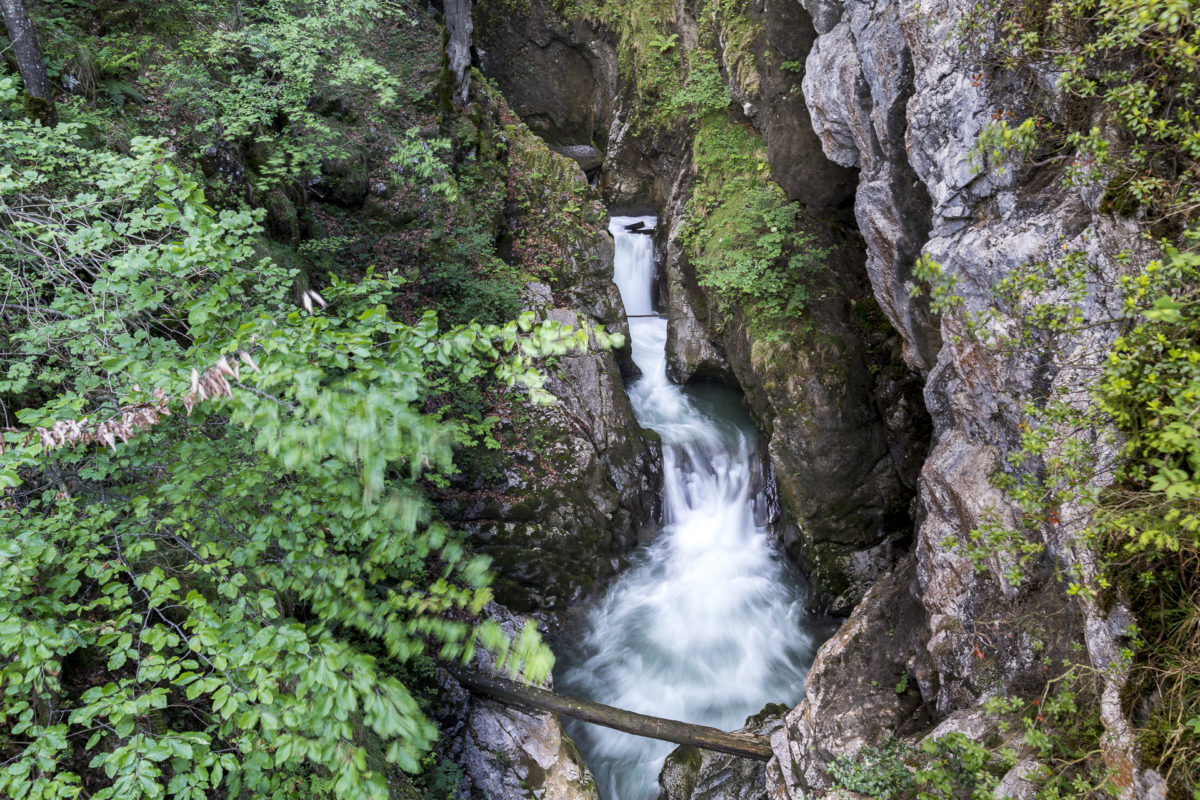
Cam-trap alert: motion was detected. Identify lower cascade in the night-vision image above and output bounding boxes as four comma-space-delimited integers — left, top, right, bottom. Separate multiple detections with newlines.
558, 217, 834, 799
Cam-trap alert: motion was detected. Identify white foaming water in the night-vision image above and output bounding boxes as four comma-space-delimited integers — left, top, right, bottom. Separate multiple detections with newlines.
557, 217, 832, 800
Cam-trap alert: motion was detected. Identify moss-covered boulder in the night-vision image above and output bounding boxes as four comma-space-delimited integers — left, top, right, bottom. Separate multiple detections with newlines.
313, 145, 370, 207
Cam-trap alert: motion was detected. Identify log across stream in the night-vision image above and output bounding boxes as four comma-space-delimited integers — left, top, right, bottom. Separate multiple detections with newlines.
444, 664, 773, 762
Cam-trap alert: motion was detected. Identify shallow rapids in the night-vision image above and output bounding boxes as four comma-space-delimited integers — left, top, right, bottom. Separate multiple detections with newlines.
556, 216, 832, 799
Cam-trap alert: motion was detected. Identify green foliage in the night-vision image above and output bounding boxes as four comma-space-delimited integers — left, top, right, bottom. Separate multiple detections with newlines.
972, 117, 1039, 174
394, 127, 459, 203
1092, 244, 1200, 788
910, 255, 964, 316
680, 116, 829, 339
669, 50, 732, 119
0, 75, 594, 800
955, 0, 1199, 225
648, 32, 679, 52
704, 0, 763, 95
1098, 247, 1200, 507
914, 733, 1003, 800
826, 689, 1113, 800
827, 737, 917, 799
153, 0, 406, 194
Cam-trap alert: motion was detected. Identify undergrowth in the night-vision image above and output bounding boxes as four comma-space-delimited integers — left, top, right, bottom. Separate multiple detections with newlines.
680, 115, 829, 341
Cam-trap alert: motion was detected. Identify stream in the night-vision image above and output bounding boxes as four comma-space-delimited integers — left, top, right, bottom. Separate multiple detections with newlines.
556, 216, 836, 800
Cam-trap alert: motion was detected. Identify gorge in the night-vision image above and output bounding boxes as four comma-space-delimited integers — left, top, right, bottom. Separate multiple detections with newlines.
0, 0, 1194, 799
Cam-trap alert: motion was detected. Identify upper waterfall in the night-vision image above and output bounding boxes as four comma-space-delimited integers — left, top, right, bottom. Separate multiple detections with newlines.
557, 217, 832, 800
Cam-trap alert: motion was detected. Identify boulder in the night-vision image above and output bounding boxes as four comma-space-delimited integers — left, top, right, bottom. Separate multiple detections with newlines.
770, 557, 934, 794
442, 605, 600, 800
660, 705, 789, 800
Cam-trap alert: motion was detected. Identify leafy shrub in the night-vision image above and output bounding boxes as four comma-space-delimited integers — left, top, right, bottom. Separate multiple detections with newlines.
0, 77, 590, 800
827, 736, 917, 799
914, 732, 1002, 800
669, 50, 731, 119
680, 116, 829, 338
153, 0, 406, 194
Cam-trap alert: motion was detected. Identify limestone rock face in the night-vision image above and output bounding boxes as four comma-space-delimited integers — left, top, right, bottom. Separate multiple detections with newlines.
800, 0, 941, 374
764, 0, 1163, 791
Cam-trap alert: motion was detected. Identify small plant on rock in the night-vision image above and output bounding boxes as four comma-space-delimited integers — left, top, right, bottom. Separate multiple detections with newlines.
827, 736, 918, 799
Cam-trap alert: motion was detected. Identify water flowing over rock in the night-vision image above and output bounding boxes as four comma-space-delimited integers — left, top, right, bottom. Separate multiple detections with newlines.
558, 218, 834, 800
473, 0, 927, 609
468, 0, 1168, 793
439, 147, 661, 618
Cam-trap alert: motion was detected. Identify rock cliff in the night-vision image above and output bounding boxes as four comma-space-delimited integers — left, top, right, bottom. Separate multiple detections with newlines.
468, 0, 1168, 795
768, 0, 1165, 794
430, 99, 662, 619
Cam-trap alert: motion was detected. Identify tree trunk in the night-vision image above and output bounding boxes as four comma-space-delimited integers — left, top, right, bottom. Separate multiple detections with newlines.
443, 663, 775, 762
0, 0, 56, 126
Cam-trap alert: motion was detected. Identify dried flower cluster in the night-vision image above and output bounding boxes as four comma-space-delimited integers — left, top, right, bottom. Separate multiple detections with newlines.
299, 289, 327, 313
25, 352, 261, 454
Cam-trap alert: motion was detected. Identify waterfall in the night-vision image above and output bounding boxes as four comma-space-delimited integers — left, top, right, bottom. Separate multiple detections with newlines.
557, 216, 833, 799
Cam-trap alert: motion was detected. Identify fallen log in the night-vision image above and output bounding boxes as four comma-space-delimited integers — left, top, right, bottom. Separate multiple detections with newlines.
443, 663, 774, 762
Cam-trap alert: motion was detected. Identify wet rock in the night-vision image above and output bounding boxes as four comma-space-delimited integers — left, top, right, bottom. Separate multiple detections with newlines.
661, 706, 789, 800
770, 557, 934, 794
661, 166, 734, 386
720, 0, 859, 221
718, 290, 923, 613
461, 299, 661, 616
443, 605, 600, 800
660, 746, 704, 800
